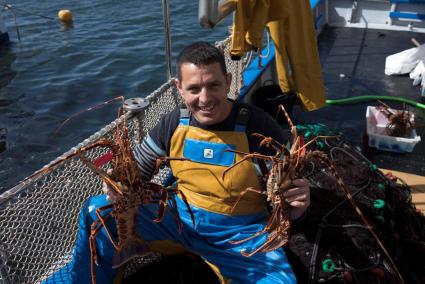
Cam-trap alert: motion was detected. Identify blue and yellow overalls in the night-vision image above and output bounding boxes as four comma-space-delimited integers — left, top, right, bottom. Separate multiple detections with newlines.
45, 107, 296, 284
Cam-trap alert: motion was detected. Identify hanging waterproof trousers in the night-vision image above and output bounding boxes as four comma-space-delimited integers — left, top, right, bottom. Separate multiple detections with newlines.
230, 0, 326, 111
267, 0, 326, 111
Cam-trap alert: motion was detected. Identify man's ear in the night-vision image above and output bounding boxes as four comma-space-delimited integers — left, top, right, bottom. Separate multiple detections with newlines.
175, 78, 183, 97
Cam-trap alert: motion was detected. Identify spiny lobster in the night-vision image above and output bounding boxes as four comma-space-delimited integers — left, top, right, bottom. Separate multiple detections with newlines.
25, 96, 194, 284
377, 101, 415, 137
80, 101, 195, 284
222, 105, 330, 257
222, 105, 405, 283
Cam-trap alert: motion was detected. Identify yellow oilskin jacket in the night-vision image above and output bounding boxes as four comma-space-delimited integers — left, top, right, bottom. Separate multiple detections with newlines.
231, 0, 286, 57
231, 0, 326, 111
169, 115, 267, 216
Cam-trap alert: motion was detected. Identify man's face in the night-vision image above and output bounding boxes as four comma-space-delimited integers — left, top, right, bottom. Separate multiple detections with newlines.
176, 62, 232, 125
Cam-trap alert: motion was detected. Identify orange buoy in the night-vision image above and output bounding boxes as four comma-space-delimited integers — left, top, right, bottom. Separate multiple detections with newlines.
58, 10, 73, 22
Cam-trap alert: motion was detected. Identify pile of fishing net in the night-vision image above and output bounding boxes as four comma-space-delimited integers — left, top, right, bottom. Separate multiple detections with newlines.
123, 124, 425, 284
286, 124, 425, 283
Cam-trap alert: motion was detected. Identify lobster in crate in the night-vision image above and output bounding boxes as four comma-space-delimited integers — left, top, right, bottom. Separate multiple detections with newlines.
376, 101, 415, 138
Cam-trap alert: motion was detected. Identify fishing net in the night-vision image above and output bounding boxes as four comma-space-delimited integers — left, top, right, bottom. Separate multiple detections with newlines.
285, 124, 425, 284
0, 37, 244, 284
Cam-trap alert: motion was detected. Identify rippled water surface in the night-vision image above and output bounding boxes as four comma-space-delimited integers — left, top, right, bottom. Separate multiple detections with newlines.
0, 0, 231, 191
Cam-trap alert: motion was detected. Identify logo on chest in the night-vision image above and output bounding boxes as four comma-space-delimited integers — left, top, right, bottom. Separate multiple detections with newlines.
203, 148, 214, 159
183, 138, 236, 167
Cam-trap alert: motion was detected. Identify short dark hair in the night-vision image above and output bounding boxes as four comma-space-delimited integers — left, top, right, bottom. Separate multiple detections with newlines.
176, 42, 227, 81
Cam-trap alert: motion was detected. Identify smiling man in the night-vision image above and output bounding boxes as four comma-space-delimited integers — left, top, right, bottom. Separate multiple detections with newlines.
46, 42, 309, 284
133, 42, 310, 283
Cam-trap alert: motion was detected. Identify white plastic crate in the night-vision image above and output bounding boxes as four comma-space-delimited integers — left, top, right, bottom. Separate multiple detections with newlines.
366, 106, 421, 153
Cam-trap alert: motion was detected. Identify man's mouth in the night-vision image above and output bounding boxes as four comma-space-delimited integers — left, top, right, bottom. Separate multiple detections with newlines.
199, 105, 214, 112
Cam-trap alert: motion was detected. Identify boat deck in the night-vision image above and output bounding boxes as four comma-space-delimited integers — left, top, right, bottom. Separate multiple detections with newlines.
292, 26, 425, 179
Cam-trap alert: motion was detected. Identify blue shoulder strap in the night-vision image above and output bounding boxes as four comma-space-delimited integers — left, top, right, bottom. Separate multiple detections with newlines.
179, 107, 190, 125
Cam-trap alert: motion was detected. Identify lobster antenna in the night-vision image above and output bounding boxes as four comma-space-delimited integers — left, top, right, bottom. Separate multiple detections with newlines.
54, 96, 125, 134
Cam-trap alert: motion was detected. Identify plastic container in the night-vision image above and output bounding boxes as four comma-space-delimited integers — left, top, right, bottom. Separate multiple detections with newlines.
366, 106, 421, 153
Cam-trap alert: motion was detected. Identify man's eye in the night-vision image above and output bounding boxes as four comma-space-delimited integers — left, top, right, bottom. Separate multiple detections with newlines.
188, 87, 200, 93
211, 82, 220, 87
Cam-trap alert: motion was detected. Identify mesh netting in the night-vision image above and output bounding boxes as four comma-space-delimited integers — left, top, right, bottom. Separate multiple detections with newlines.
0, 81, 179, 284
0, 37, 244, 284
286, 125, 425, 283
217, 36, 244, 101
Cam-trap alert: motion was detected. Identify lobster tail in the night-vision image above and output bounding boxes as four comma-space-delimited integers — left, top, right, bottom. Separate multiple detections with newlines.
111, 237, 151, 268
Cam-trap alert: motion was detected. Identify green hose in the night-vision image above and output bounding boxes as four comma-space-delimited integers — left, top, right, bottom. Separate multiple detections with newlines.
326, 95, 425, 110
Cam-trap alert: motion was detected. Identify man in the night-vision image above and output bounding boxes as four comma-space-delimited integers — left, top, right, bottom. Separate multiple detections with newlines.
47, 42, 310, 283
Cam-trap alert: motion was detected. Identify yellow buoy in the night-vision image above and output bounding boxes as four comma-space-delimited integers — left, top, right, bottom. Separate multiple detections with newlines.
58, 10, 73, 22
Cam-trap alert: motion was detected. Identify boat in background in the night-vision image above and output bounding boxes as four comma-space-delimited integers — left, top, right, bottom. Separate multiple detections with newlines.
0, 0, 425, 283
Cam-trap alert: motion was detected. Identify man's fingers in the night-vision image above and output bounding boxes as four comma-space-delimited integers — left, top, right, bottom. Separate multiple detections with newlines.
288, 200, 309, 208
104, 187, 117, 202
285, 193, 309, 206
103, 169, 116, 202
283, 179, 311, 209
283, 186, 309, 198
292, 178, 309, 187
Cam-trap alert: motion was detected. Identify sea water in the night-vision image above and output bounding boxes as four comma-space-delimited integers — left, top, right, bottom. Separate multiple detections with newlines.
0, 0, 232, 191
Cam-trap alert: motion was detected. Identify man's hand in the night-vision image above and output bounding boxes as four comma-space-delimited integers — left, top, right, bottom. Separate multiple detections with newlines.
102, 169, 118, 202
283, 178, 310, 220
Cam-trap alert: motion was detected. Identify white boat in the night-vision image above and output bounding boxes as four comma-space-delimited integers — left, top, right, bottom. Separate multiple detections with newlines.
1, 0, 425, 283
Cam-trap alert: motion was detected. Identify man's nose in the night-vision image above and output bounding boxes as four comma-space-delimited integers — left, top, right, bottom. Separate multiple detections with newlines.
199, 87, 210, 103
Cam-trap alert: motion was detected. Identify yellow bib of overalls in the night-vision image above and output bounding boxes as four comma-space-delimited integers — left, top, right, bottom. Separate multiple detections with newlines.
169, 111, 267, 216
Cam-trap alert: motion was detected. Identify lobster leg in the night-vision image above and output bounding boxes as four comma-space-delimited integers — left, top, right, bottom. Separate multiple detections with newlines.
230, 202, 280, 247
230, 187, 265, 213
89, 213, 114, 284
251, 133, 289, 155
259, 223, 290, 253
169, 194, 184, 234
152, 157, 191, 177
90, 221, 101, 284
95, 205, 121, 251
153, 187, 169, 223
277, 105, 298, 139
21, 138, 118, 184
176, 189, 196, 227
239, 218, 283, 257
223, 152, 272, 179
230, 229, 268, 245
240, 215, 289, 256
241, 238, 276, 257
79, 155, 124, 196
293, 135, 336, 156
